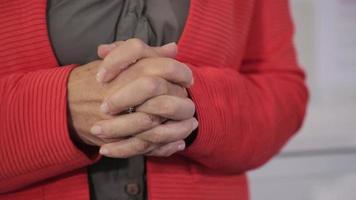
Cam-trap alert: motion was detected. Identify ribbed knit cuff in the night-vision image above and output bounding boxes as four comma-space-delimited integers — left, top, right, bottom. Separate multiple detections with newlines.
178, 64, 223, 161
1, 65, 100, 192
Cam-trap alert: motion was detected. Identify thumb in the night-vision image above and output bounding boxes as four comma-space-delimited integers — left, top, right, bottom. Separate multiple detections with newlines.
97, 43, 117, 59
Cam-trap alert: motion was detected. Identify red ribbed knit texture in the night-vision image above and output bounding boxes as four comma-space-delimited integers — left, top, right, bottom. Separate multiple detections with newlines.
0, 0, 308, 199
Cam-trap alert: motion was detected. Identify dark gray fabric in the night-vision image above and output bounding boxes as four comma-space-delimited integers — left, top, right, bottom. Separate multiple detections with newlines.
47, 0, 190, 65
47, 1, 189, 200
88, 156, 146, 200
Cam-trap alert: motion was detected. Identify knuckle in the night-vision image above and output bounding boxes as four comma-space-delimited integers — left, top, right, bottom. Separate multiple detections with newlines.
163, 59, 179, 76
148, 131, 164, 143
104, 99, 115, 113
129, 60, 149, 76
170, 85, 188, 98
157, 97, 176, 116
128, 38, 146, 52
139, 114, 153, 128
140, 114, 160, 128
141, 76, 163, 95
134, 140, 151, 153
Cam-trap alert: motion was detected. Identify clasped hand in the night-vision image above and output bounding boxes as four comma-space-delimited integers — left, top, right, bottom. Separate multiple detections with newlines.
68, 39, 198, 158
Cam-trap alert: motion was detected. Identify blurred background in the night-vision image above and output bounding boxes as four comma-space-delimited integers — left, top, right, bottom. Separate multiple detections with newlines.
249, 0, 356, 199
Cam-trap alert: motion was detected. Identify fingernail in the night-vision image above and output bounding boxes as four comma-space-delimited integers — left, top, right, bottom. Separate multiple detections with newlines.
90, 125, 102, 135
99, 43, 117, 52
100, 102, 110, 114
187, 65, 194, 86
98, 43, 117, 58
162, 42, 177, 48
178, 142, 186, 151
105, 43, 117, 51
96, 68, 107, 82
99, 148, 110, 155
192, 119, 199, 129
162, 42, 177, 53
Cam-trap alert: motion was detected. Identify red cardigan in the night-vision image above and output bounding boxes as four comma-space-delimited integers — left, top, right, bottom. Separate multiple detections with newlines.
0, 0, 308, 199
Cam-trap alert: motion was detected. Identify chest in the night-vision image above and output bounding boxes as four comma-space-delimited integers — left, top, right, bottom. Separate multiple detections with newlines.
177, 0, 255, 69
0, 0, 255, 72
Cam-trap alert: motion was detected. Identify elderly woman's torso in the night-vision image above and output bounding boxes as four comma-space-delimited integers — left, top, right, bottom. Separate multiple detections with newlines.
47, 0, 190, 199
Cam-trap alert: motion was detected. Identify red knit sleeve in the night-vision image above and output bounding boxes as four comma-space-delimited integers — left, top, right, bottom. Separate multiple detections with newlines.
0, 66, 98, 193
179, 0, 308, 173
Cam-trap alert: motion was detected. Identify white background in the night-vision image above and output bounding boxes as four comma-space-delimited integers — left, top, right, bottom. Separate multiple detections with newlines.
249, 0, 356, 199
